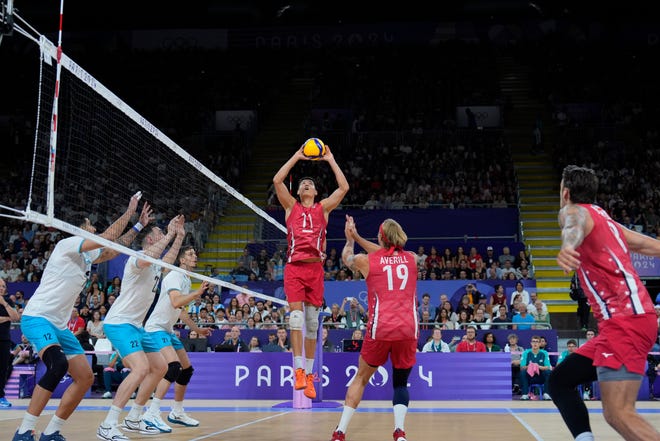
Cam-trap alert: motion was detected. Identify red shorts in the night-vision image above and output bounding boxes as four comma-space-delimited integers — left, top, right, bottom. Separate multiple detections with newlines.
576, 313, 657, 375
283, 261, 324, 307
360, 335, 417, 370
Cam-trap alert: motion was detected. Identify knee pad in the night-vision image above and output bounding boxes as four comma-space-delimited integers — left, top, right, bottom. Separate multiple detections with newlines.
176, 366, 194, 386
289, 309, 304, 331
38, 346, 69, 392
164, 361, 182, 383
305, 305, 320, 338
393, 367, 412, 389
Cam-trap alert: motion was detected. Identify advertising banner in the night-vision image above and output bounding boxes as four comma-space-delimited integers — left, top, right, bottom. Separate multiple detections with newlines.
164, 352, 512, 401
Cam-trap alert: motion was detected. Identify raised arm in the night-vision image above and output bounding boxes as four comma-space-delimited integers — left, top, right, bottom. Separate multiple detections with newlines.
345, 214, 380, 254
319, 146, 350, 213
342, 215, 370, 278
82, 192, 141, 253
557, 204, 592, 273
161, 216, 186, 266
136, 215, 181, 268
95, 202, 153, 263
273, 147, 307, 211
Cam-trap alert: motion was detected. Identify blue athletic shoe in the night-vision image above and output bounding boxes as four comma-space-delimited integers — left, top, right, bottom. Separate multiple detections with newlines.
38, 432, 65, 441
0, 397, 12, 408
12, 430, 36, 441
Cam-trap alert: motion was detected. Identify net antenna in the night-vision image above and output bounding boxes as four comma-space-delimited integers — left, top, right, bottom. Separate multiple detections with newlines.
1, 4, 289, 306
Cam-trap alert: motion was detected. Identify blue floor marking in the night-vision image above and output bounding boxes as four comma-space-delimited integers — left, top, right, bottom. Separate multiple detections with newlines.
11, 404, 660, 415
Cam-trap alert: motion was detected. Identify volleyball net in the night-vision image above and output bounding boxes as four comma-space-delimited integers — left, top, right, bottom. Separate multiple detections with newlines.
0, 5, 288, 305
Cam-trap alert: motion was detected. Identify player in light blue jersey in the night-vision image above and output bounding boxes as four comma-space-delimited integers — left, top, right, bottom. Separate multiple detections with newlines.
98, 215, 185, 441
142, 245, 211, 429
13, 193, 150, 441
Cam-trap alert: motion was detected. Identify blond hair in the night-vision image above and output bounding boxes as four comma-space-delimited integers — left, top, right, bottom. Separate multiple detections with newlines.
380, 218, 407, 249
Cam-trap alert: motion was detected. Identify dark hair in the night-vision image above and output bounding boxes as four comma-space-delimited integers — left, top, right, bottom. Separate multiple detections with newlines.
561, 165, 598, 204
482, 332, 496, 344
298, 176, 316, 187
567, 339, 578, 346
176, 245, 195, 265
137, 224, 158, 247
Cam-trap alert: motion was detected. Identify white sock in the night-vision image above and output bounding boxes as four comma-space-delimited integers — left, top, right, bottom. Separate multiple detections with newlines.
148, 398, 161, 415
393, 404, 407, 431
127, 403, 143, 420
294, 356, 304, 370
305, 358, 315, 374
575, 432, 595, 441
43, 415, 65, 435
337, 406, 355, 433
103, 405, 122, 427
18, 412, 39, 434
172, 400, 184, 414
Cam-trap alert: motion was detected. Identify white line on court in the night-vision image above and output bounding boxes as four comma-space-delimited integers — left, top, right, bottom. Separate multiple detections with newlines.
507, 408, 544, 441
187, 410, 292, 441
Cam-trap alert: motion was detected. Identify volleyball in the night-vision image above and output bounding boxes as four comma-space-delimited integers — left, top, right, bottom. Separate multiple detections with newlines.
301, 138, 326, 159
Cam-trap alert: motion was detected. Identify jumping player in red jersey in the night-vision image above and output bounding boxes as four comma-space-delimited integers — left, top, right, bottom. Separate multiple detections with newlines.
273, 144, 349, 399
550, 165, 660, 441
330, 216, 417, 441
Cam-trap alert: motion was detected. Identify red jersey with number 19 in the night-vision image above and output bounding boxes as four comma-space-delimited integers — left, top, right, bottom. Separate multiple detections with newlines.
286, 202, 327, 263
365, 249, 418, 341
576, 204, 655, 321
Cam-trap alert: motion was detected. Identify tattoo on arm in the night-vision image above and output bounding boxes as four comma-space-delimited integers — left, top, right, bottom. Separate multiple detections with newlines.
561, 206, 586, 248
343, 244, 356, 272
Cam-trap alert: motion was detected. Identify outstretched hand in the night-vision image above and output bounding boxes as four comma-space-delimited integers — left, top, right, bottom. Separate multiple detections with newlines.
557, 245, 581, 274
167, 215, 184, 235
127, 191, 142, 214
319, 144, 334, 162
344, 214, 356, 240
138, 202, 153, 227
176, 215, 187, 236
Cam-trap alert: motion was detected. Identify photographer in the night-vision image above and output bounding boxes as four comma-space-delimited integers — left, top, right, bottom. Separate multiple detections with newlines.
570, 272, 590, 330
340, 297, 366, 330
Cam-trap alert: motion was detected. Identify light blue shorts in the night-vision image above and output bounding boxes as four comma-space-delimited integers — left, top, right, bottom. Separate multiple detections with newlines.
21, 315, 84, 356
148, 330, 184, 351
104, 323, 160, 357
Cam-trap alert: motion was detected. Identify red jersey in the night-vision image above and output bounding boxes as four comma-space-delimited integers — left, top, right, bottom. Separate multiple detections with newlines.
576, 204, 655, 321
286, 202, 327, 263
365, 249, 418, 341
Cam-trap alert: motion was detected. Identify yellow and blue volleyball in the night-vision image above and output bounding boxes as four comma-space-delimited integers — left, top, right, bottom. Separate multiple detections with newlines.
301, 138, 327, 159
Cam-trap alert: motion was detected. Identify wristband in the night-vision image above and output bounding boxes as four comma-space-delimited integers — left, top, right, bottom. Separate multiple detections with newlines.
132, 222, 144, 233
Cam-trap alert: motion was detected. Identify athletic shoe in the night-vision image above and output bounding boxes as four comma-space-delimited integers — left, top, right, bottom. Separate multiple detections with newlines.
304, 373, 316, 399
141, 412, 172, 433
543, 393, 552, 401
122, 418, 160, 435
582, 391, 590, 401
168, 410, 200, 427
520, 394, 530, 400
393, 428, 407, 441
96, 424, 129, 441
295, 368, 306, 390
0, 397, 12, 408
330, 430, 346, 441
12, 430, 36, 441
38, 431, 66, 441
102, 392, 113, 399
